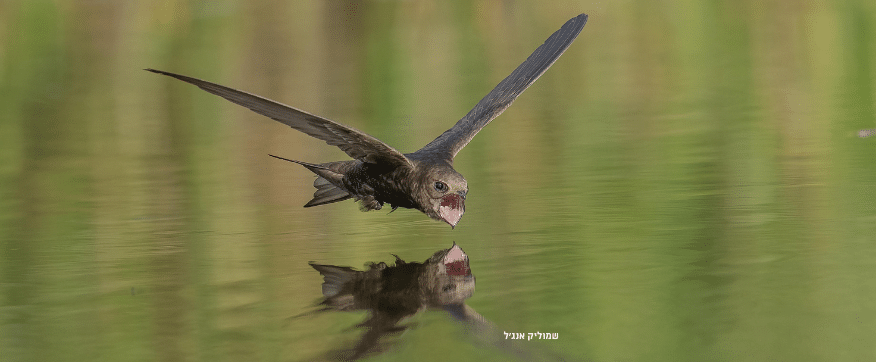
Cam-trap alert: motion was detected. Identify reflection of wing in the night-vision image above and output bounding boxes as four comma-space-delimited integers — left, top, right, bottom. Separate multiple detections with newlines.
443, 302, 492, 330
443, 303, 578, 362
146, 69, 413, 168
326, 312, 410, 361
351, 313, 408, 360
860, 128, 876, 138
415, 14, 588, 160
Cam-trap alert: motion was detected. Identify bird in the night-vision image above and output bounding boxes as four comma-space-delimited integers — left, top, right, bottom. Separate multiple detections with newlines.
146, 13, 588, 228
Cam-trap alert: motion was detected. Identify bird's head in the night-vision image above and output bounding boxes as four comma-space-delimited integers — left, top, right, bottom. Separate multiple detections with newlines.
419, 166, 467, 228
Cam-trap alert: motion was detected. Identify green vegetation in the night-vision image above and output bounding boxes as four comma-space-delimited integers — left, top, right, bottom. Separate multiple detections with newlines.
1, 1, 875, 361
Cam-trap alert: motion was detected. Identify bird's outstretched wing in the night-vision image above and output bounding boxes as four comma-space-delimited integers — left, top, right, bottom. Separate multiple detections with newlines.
146, 69, 413, 169
416, 13, 588, 160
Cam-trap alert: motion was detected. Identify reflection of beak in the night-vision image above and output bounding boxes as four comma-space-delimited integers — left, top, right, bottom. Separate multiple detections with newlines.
439, 193, 466, 229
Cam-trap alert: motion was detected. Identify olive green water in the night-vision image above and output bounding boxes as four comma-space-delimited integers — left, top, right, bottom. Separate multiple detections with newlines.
2, 1, 876, 361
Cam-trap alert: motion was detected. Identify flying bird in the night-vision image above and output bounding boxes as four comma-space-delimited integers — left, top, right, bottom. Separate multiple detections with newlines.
146, 13, 588, 227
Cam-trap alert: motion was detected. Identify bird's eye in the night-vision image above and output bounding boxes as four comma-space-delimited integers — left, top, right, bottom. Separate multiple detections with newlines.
434, 181, 448, 192
442, 284, 455, 292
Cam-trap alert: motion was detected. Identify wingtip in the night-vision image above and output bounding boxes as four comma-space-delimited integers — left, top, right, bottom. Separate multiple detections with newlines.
268, 154, 307, 166
145, 68, 181, 79
145, 68, 177, 78
268, 154, 290, 162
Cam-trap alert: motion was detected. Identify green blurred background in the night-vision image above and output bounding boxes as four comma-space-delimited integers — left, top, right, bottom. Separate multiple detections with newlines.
2, 1, 876, 361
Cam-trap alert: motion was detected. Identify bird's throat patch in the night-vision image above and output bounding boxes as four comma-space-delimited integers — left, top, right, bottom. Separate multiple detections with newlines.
438, 194, 465, 227
443, 245, 470, 276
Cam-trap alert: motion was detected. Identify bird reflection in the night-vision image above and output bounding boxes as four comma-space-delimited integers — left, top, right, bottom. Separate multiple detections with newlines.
308, 243, 572, 361
309, 243, 474, 360
860, 128, 876, 138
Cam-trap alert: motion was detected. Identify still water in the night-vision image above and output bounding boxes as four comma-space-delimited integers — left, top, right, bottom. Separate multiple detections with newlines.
2, 1, 876, 361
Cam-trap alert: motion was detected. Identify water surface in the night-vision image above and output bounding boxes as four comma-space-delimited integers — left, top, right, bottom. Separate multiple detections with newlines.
2, 1, 876, 361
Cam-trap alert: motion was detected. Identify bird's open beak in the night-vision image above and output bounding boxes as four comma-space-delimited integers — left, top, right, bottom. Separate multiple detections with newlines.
439, 193, 466, 228
442, 244, 470, 275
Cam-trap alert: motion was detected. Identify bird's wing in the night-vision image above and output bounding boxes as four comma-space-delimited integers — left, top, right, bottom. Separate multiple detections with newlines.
415, 13, 588, 160
146, 69, 413, 169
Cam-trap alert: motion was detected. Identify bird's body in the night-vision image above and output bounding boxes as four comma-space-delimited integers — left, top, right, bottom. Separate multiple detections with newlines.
276, 152, 459, 215
278, 157, 416, 210
147, 13, 588, 227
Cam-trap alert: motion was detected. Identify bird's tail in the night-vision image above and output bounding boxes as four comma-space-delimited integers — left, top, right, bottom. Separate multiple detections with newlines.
306, 176, 351, 207
268, 154, 352, 207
